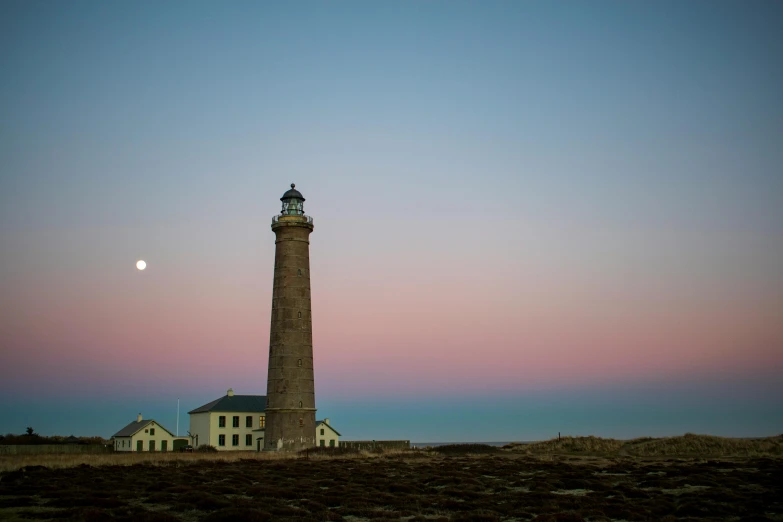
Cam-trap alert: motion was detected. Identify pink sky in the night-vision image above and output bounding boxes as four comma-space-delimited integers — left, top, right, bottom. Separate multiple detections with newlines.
1, 1, 781, 439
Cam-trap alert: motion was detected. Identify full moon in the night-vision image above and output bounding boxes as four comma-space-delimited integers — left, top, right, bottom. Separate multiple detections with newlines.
136, 260, 147, 271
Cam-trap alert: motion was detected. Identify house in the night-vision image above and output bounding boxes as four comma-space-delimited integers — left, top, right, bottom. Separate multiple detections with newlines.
188, 389, 267, 451
188, 389, 342, 451
112, 414, 178, 452
316, 418, 341, 448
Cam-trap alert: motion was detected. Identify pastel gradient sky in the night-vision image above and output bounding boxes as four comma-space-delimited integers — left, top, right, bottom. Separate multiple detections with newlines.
1, 1, 782, 441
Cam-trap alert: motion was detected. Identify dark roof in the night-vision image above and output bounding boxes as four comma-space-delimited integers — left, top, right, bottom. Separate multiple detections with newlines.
316, 420, 341, 436
112, 419, 176, 438
281, 183, 305, 201
189, 394, 267, 414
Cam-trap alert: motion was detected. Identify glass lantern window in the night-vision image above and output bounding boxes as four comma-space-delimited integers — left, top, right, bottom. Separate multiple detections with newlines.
282, 198, 304, 215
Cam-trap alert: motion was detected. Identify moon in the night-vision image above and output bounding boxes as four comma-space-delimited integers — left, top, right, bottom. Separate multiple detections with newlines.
136, 260, 147, 271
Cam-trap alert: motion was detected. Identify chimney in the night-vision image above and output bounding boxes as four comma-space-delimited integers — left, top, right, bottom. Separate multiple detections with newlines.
137, 413, 142, 423
324, 418, 330, 425
227, 388, 234, 397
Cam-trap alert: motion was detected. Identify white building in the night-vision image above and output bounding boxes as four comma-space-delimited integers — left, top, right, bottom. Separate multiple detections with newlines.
188, 389, 341, 451
316, 418, 341, 448
112, 414, 178, 452
188, 389, 267, 451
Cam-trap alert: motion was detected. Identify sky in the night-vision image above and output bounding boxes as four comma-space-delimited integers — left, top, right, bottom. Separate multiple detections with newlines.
1, 1, 781, 442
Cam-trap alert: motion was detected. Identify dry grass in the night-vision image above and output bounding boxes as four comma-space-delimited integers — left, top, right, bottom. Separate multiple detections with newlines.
2, 452, 781, 521
3, 434, 780, 473
5, 433, 781, 473
0, 450, 290, 473
513, 436, 625, 455
0, 453, 264, 472
625, 433, 783, 457
0, 448, 427, 473
508, 433, 783, 457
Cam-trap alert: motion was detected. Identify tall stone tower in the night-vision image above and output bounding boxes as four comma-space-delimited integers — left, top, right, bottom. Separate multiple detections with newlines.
264, 184, 316, 451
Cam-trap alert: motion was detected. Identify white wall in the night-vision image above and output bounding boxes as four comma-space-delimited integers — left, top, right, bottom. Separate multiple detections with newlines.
191, 412, 265, 451
114, 436, 132, 452
316, 423, 340, 448
134, 421, 176, 452
114, 421, 176, 452
189, 412, 211, 448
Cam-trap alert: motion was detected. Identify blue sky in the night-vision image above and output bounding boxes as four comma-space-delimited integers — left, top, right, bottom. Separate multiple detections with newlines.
1, 1, 781, 440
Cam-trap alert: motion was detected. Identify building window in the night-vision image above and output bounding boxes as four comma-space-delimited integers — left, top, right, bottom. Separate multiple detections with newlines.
297, 358, 302, 367
246, 434, 252, 446
320, 440, 325, 447
122, 440, 125, 447
232, 434, 239, 446
299, 401, 303, 408
320, 428, 324, 436
330, 440, 335, 447
246, 416, 253, 428
219, 435, 225, 446
219, 416, 226, 428
259, 416, 265, 429
144, 429, 148, 433
298, 311, 302, 318
233, 416, 240, 428
150, 428, 155, 436
299, 418, 303, 427
297, 269, 302, 277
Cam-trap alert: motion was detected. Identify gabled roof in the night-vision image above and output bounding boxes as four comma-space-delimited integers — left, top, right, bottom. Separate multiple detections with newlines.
189, 394, 267, 414
316, 420, 341, 436
113, 419, 176, 438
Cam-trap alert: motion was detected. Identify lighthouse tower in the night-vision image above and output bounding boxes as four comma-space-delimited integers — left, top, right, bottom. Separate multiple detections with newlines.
264, 184, 316, 451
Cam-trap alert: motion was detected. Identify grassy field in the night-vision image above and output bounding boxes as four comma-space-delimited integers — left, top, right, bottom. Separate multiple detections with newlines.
0, 449, 300, 474
0, 436, 781, 521
506, 434, 783, 458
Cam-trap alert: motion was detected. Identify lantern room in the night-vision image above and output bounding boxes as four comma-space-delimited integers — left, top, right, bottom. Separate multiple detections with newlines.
280, 183, 305, 216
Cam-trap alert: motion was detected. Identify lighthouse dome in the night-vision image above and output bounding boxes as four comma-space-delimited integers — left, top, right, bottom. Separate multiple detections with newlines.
280, 183, 305, 215
280, 183, 305, 202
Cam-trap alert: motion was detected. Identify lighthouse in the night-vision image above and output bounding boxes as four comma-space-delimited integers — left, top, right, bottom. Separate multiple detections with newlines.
264, 184, 316, 451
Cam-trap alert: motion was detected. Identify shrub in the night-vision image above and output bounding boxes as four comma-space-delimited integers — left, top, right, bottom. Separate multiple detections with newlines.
202, 508, 273, 522
195, 445, 218, 453
298, 446, 361, 456
531, 513, 586, 522
511, 434, 783, 457
523, 436, 624, 455
430, 444, 499, 455
177, 491, 231, 511
125, 513, 183, 522
627, 434, 783, 457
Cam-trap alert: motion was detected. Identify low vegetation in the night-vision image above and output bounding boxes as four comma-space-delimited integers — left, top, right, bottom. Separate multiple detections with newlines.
0, 435, 780, 521
1, 450, 781, 521
430, 444, 500, 455
299, 446, 363, 456
0, 450, 290, 474
0, 433, 109, 446
506, 433, 783, 457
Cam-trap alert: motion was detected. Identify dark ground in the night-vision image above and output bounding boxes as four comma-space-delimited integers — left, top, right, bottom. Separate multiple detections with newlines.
0, 453, 781, 521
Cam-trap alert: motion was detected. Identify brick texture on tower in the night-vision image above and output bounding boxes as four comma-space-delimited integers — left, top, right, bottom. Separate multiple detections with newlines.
264, 184, 316, 451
